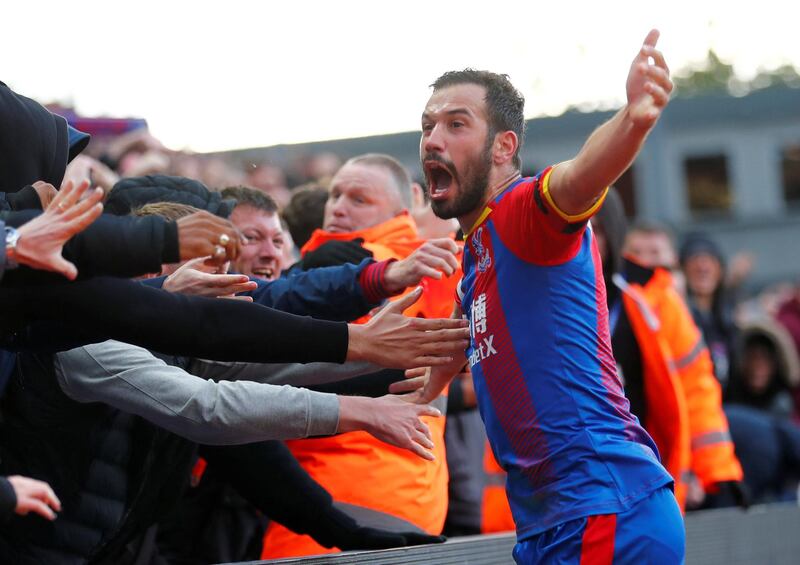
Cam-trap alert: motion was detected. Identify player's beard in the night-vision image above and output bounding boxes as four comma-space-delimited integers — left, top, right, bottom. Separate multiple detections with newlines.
428, 143, 492, 220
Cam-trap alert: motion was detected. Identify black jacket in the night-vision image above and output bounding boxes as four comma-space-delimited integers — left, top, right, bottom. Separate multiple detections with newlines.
0, 80, 85, 196
0, 352, 199, 565
0, 80, 185, 285
106, 175, 236, 218
0, 210, 179, 285
0, 275, 349, 363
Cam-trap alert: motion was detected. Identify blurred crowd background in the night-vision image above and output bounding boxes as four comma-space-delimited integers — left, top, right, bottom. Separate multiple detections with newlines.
10, 48, 798, 561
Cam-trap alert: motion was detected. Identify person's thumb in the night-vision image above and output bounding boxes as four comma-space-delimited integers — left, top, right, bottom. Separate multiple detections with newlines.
385, 286, 422, 314
211, 274, 250, 287
53, 256, 78, 280
388, 376, 426, 395
221, 295, 254, 302
183, 256, 216, 273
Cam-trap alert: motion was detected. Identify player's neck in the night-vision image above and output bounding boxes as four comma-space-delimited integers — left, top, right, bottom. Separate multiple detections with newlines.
457, 169, 521, 234
485, 169, 522, 202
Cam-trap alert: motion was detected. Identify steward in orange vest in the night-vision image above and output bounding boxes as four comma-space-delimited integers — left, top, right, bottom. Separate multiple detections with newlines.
262, 155, 461, 559
612, 262, 692, 508
633, 262, 745, 500
598, 190, 743, 507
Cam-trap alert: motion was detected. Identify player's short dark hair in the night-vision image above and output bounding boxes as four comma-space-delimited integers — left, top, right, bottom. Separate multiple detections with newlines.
220, 185, 278, 214
432, 69, 526, 169
347, 153, 412, 209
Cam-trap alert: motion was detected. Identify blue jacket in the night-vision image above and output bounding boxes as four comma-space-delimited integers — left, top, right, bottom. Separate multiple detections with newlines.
142, 258, 379, 323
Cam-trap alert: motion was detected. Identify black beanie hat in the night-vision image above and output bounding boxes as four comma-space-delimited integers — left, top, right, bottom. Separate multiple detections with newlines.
679, 232, 725, 268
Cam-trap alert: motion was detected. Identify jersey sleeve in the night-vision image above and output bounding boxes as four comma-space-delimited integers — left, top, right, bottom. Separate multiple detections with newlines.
491, 166, 608, 266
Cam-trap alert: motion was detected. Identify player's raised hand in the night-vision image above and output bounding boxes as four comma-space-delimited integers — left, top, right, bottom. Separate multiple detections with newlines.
626, 29, 672, 130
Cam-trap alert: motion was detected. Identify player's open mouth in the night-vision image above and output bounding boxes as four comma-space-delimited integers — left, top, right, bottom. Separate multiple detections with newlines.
252, 267, 275, 280
424, 161, 455, 201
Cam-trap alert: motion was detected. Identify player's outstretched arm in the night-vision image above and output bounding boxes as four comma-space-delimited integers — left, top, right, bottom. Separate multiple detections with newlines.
548, 29, 672, 216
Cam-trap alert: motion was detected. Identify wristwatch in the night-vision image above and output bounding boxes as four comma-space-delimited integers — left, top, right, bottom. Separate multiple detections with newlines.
4, 226, 20, 269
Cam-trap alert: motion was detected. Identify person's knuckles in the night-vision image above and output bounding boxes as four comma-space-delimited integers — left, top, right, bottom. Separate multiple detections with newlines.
413, 318, 444, 330
425, 255, 447, 268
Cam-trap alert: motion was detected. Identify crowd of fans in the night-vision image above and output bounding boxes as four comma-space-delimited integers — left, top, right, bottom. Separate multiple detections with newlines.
0, 76, 799, 565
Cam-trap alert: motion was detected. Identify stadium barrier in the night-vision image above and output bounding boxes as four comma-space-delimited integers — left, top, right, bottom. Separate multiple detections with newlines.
230, 502, 800, 565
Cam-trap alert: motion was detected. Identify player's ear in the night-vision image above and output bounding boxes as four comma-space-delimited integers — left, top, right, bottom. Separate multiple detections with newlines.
493, 130, 518, 166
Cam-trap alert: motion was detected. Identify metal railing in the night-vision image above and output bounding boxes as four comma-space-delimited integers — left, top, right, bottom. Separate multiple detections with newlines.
231, 502, 800, 565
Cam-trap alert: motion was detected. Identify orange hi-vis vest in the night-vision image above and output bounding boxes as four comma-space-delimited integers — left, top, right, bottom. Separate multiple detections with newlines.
638, 266, 743, 490
614, 273, 691, 510
261, 213, 461, 559
480, 438, 515, 534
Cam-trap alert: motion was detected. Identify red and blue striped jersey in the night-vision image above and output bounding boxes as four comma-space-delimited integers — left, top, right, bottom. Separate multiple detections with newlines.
458, 168, 672, 540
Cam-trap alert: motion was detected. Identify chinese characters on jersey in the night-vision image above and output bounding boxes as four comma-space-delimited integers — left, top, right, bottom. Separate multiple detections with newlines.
469, 292, 497, 367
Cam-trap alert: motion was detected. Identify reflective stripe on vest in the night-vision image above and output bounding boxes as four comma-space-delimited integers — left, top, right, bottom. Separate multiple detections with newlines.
613, 273, 660, 331
691, 430, 733, 450
674, 337, 706, 370
616, 274, 692, 512
483, 470, 506, 488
